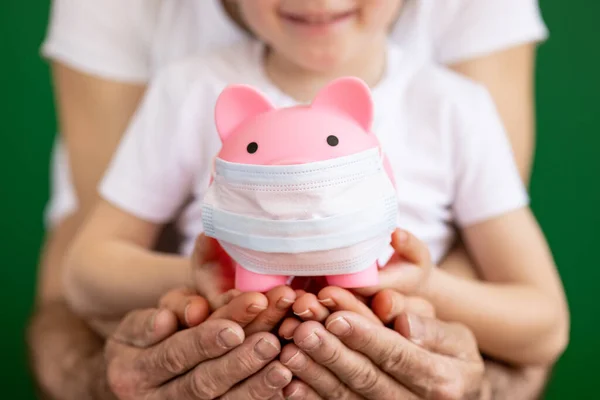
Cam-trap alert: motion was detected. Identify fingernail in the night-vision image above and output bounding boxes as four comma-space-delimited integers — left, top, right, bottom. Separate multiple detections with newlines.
254, 338, 279, 360
266, 367, 290, 388
407, 313, 424, 343
397, 230, 409, 243
217, 328, 243, 348
183, 303, 191, 325
326, 317, 351, 337
318, 298, 336, 307
276, 297, 295, 309
297, 331, 321, 350
148, 311, 158, 332
281, 350, 306, 369
293, 309, 313, 318
286, 387, 301, 400
247, 304, 267, 313
151, 310, 170, 332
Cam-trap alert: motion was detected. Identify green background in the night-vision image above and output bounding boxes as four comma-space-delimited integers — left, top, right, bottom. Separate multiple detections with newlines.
2, 1, 598, 398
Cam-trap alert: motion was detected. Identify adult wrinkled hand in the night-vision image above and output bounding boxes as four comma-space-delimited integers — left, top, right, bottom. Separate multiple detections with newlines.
274, 225, 487, 400
277, 289, 486, 400
104, 306, 292, 400
104, 234, 297, 400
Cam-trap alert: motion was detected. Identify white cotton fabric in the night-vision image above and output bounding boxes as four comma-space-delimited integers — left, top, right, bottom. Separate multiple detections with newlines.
97, 40, 529, 264
40, 0, 548, 228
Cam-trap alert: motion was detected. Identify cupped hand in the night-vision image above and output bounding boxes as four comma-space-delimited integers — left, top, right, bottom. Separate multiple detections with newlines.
281, 310, 485, 400
105, 306, 292, 400
104, 234, 298, 400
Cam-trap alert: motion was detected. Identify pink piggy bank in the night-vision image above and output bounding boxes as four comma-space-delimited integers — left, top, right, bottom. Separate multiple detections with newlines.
202, 77, 398, 292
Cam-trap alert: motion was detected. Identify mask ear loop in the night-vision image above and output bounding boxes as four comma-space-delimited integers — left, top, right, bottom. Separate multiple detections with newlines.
213, 155, 220, 176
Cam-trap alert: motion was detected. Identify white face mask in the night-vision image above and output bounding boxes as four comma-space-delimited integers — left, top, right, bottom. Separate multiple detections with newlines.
201, 147, 398, 277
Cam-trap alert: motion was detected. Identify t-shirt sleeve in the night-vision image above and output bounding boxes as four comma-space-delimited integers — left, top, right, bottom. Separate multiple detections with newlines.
435, 0, 549, 65
41, 0, 158, 82
451, 85, 530, 227
44, 138, 78, 228
98, 70, 195, 223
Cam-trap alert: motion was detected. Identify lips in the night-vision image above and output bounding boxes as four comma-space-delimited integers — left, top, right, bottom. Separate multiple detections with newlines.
279, 10, 357, 25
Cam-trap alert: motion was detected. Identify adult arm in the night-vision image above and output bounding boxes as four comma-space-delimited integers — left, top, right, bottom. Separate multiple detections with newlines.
51, 63, 146, 215
27, 61, 159, 396
27, 213, 117, 400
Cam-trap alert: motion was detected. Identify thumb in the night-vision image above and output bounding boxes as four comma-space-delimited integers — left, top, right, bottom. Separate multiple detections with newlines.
192, 234, 228, 300
352, 262, 423, 297
192, 234, 219, 265
391, 229, 432, 267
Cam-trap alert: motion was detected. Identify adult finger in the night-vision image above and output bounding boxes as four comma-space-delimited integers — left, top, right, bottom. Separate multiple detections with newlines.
208, 291, 269, 327
394, 313, 481, 360
324, 311, 476, 398
280, 343, 360, 400
279, 317, 301, 340
245, 285, 296, 335
317, 286, 382, 325
293, 321, 415, 400
283, 380, 324, 400
293, 293, 330, 321
159, 287, 210, 327
371, 289, 435, 324
109, 308, 178, 349
220, 361, 292, 400
118, 318, 244, 388
152, 332, 282, 400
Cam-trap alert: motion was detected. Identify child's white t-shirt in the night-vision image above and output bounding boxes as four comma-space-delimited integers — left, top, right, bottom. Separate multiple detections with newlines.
41, 0, 548, 227
98, 40, 528, 264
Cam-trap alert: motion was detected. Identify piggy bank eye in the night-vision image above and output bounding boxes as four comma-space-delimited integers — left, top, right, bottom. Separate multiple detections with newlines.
246, 142, 258, 154
327, 135, 339, 147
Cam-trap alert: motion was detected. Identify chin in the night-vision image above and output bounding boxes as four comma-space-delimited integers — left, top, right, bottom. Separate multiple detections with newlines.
289, 43, 356, 72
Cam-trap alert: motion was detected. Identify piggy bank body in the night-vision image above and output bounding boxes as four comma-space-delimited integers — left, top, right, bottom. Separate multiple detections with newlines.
202, 77, 398, 292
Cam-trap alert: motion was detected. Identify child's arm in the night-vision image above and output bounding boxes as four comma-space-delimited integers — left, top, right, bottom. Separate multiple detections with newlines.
63, 200, 191, 319
423, 207, 569, 365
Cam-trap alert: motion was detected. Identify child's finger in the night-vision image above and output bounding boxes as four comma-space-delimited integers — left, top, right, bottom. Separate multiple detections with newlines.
244, 285, 297, 335
279, 317, 302, 340
208, 291, 268, 327
158, 287, 210, 327
317, 287, 383, 326
390, 229, 432, 268
371, 289, 436, 324
292, 293, 330, 321
208, 289, 242, 311
352, 262, 430, 298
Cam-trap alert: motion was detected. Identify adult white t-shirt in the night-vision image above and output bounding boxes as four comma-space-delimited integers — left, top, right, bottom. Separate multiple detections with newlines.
98, 39, 529, 264
41, 0, 548, 227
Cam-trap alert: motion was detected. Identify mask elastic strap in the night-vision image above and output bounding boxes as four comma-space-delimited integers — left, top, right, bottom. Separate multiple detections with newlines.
211, 156, 218, 178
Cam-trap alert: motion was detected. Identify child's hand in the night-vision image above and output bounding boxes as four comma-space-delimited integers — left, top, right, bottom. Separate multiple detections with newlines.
353, 229, 435, 298
190, 234, 233, 301
207, 285, 296, 336
159, 285, 296, 337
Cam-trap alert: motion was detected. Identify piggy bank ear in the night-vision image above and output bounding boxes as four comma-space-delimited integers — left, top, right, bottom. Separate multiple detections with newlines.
214, 84, 275, 141
311, 77, 373, 131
